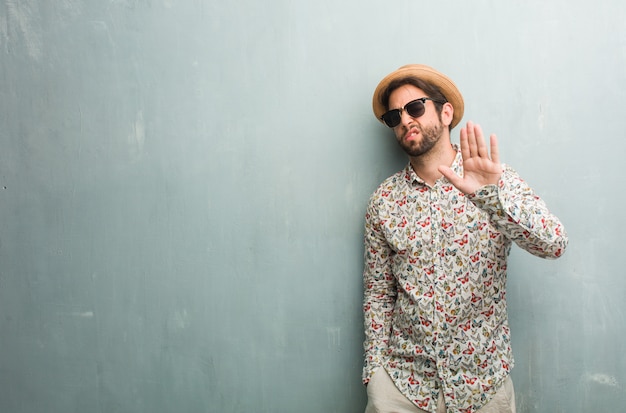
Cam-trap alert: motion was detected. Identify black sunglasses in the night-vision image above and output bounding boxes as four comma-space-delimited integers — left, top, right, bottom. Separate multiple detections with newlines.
380, 97, 444, 128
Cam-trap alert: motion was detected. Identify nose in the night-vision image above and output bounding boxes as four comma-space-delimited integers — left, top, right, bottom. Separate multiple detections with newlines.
399, 108, 415, 127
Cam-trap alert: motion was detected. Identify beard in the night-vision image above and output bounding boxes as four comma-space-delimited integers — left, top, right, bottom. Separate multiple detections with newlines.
396, 121, 444, 157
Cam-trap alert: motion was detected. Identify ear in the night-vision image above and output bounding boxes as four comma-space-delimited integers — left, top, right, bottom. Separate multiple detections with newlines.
440, 102, 454, 127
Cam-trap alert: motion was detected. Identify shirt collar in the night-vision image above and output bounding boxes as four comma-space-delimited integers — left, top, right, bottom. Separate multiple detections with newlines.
404, 144, 463, 186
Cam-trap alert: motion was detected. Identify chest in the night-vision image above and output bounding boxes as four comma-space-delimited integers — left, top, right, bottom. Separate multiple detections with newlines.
378, 184, 490, 253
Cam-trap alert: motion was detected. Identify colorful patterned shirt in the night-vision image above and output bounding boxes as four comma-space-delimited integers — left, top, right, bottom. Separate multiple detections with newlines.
362, 148, 568, 413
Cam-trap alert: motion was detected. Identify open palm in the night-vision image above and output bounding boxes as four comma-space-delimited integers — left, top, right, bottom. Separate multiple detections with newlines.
439, 121, 503, 194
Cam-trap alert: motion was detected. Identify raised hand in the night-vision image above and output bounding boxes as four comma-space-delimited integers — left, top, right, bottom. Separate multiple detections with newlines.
439, 121, 503, 194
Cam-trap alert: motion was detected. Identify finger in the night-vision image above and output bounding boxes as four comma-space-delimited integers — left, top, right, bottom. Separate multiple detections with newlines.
466, 121, 478, 157
489, 134, 500, 165
459, 124, 470, 160
473, 124, 489, 158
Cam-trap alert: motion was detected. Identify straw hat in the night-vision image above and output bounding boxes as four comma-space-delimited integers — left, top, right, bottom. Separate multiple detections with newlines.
372, 64, 464, 129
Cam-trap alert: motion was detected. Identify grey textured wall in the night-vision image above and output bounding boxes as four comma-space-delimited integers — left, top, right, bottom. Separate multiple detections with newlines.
0, 1, 624, 412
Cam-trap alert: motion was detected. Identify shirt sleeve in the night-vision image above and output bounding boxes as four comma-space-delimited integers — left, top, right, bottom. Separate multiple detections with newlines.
362, 193, 397, 384
467, 165, 568, 259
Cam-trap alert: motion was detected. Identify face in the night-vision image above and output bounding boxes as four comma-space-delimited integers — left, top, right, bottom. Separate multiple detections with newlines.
387, 85, 447, 158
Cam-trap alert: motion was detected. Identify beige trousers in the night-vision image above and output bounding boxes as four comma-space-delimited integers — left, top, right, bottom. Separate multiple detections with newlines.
365, 369, 516, 413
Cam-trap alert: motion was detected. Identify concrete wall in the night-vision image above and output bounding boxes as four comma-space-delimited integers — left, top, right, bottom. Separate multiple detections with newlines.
0, 1, 624, 411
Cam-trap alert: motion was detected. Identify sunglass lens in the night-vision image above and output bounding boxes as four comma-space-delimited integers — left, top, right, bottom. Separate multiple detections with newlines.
382, 111, 401, 128
406, 100, 425, 118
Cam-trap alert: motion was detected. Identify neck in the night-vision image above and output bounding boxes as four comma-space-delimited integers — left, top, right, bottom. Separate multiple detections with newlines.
409, 140, 456, 186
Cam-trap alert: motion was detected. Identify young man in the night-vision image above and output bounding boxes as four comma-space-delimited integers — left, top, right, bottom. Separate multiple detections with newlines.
362, 64, 568, 413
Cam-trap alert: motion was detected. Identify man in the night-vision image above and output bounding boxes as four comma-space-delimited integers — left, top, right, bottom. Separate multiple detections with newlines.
362, 64, 568, 413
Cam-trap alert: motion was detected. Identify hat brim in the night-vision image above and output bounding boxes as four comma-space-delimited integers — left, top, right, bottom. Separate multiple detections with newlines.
372, 64, 464, 129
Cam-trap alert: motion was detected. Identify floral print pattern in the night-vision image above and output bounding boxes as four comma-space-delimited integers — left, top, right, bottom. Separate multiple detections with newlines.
362, 148, 567, 413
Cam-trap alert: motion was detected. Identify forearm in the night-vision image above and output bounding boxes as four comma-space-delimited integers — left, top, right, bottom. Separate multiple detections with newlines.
468, 165, 568, 258
362, 213, 397, 383
362, 273, 395, 383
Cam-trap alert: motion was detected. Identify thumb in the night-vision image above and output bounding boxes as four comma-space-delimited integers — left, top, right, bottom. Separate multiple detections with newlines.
438, 165, 462, 187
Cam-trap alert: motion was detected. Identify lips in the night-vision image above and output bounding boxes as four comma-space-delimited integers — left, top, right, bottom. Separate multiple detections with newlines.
404, 127, 420, 141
